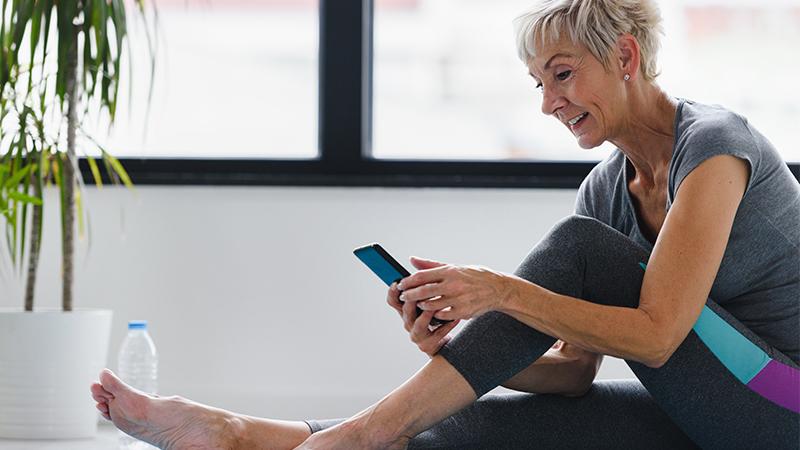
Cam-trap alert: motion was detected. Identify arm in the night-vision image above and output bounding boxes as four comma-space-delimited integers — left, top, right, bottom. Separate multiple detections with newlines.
405, 154, 750, 367
321, 155, 749, 448
496, 154, 750, 367
502, 340, 603, 397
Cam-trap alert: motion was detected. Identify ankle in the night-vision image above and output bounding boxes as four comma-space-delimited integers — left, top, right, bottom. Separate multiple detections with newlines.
344, 405, 415, 449
227, 414, 257, 450
229, 415, 312, 450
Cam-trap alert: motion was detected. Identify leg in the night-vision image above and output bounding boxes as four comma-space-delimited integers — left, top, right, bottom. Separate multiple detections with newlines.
626, 301, 800, 449
308, 380, 700, 449
436, 215, 799, 448
437, 215, 649, 398
90, 369, 311, 450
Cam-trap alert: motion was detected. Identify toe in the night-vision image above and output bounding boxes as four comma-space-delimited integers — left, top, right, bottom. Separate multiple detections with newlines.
99, 369, 128, 396
91, 383, 115, 402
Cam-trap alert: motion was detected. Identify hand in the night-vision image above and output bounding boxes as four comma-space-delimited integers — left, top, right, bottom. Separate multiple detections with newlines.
396, 256, 517, 321
387, 260, 461, 357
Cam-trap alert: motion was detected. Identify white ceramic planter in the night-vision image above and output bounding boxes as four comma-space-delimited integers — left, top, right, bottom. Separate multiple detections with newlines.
0, 308, 112, 439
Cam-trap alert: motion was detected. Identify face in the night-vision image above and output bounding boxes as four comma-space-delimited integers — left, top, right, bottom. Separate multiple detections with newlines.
527, 36, 626, 149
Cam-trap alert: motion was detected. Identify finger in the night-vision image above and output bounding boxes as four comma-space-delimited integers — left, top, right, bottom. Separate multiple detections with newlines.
421, 332, 455, 357
431, 318, 460, 339
410, 310, 436, 343
401, 298, 418, 331
401, 282, 444, 303
417, 295, 449, 312
398, 266, 448, 291
387, 283, 403, 315
434, 307, 459, 322
409, 256, 447, 270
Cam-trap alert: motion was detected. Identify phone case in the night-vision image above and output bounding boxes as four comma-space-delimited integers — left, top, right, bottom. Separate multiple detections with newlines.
353, 243, 410, 286
353, 243, 451, 326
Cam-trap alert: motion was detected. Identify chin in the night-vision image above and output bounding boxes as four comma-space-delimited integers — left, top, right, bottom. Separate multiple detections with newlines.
576, 135, 604, 149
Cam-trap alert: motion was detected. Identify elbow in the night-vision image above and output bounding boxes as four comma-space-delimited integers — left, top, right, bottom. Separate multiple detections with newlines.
643, 341, 679, 369
639, 310, 682, 369
643, 354, 668, 369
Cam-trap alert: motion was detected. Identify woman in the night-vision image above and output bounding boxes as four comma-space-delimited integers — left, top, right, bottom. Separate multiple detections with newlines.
91, 0, 800, 448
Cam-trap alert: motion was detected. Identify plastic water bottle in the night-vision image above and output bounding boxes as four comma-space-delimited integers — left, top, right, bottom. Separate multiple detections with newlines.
117, 320, 159, 450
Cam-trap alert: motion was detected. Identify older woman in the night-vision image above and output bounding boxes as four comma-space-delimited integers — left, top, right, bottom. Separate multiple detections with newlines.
91, 0, 799, 448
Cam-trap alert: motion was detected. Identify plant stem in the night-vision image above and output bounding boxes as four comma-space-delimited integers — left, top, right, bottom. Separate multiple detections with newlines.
24, 169, 42, 312
62, 31, 78, 312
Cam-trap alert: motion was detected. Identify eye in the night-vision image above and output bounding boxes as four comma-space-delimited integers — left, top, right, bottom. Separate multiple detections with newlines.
556, 70, 572, 81
535, 82, 543, 92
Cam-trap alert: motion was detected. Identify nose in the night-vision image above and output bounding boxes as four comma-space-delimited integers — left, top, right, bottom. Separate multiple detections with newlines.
540, 85, 567, 116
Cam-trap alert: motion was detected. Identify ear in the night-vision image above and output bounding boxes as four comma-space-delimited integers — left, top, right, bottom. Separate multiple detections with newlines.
615, 33, 641, 81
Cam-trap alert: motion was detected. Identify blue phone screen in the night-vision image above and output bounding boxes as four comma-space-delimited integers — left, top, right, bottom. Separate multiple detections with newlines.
354, 247, 406, 286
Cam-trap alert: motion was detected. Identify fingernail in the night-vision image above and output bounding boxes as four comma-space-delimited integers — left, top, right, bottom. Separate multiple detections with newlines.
399, 294, 406, 301
418, 302, 426, 310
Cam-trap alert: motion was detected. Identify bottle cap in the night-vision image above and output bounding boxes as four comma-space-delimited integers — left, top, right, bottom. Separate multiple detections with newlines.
128, 320, 148, 330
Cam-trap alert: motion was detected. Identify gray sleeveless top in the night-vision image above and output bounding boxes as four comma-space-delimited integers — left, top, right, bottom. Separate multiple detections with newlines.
574, 99, 800, 364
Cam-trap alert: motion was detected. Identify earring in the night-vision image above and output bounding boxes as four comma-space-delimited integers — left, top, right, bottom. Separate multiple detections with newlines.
624, 73, 631, 81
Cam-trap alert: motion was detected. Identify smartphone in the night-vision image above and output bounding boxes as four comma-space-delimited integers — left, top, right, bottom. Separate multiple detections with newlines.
353, 243, 451, 326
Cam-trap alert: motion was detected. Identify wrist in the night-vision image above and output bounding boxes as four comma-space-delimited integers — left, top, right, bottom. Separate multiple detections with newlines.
497, 274, 530, 315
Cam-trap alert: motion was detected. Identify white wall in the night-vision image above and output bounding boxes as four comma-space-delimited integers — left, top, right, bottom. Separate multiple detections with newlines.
0, 186, 634, 421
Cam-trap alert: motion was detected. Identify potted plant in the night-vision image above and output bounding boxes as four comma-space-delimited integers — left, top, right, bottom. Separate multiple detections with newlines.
0, 0, 155, 439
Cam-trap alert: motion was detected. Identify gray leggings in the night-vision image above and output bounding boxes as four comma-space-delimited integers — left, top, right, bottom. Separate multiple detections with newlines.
307, 216, 800, 449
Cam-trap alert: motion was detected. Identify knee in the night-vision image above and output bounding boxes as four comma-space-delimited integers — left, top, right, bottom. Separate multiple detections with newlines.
547, 215, 608, 243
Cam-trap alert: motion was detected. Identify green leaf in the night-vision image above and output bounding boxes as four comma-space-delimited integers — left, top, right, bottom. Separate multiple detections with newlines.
0, 164, 9, 185
8, 191, 42, 206
86, 154, 102, 188
4, 163, 32, 190
12, 0, 35, 65
102, 150, 133, 189
41, 0, 53, 81
75, 183, 84, 238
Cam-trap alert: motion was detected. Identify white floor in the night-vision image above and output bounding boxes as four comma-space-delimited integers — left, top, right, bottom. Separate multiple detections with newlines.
0, 424, 155, 450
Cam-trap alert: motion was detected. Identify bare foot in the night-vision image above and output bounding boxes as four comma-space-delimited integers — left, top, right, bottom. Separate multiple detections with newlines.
90, 369, 240, 449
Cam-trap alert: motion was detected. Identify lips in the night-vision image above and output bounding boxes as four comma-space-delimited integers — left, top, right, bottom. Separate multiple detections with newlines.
567, 112, 588, 126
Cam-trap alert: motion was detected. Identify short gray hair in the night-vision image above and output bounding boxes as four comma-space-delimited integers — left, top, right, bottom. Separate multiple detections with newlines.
514, 0, 664, 81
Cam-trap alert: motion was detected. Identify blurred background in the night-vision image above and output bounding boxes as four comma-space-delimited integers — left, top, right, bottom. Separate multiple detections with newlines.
1, 0, 798, 425
94, 0, 799, 162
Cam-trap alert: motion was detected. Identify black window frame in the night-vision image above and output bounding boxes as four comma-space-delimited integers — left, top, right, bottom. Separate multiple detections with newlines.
78, 0, 800, 188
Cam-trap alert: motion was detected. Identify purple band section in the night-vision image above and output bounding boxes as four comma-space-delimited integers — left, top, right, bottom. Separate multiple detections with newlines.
746, 359, 800, 413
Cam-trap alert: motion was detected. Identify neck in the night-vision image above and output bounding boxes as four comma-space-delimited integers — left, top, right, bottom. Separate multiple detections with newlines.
610, 82, 677, 189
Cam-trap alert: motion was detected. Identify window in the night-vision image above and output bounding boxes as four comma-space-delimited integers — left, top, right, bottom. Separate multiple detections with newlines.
372, 0, 800, 163
90, 0, 319, 159
82, 0, 798, 187
659, 1, 800, 163
372, 0, 615, 161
